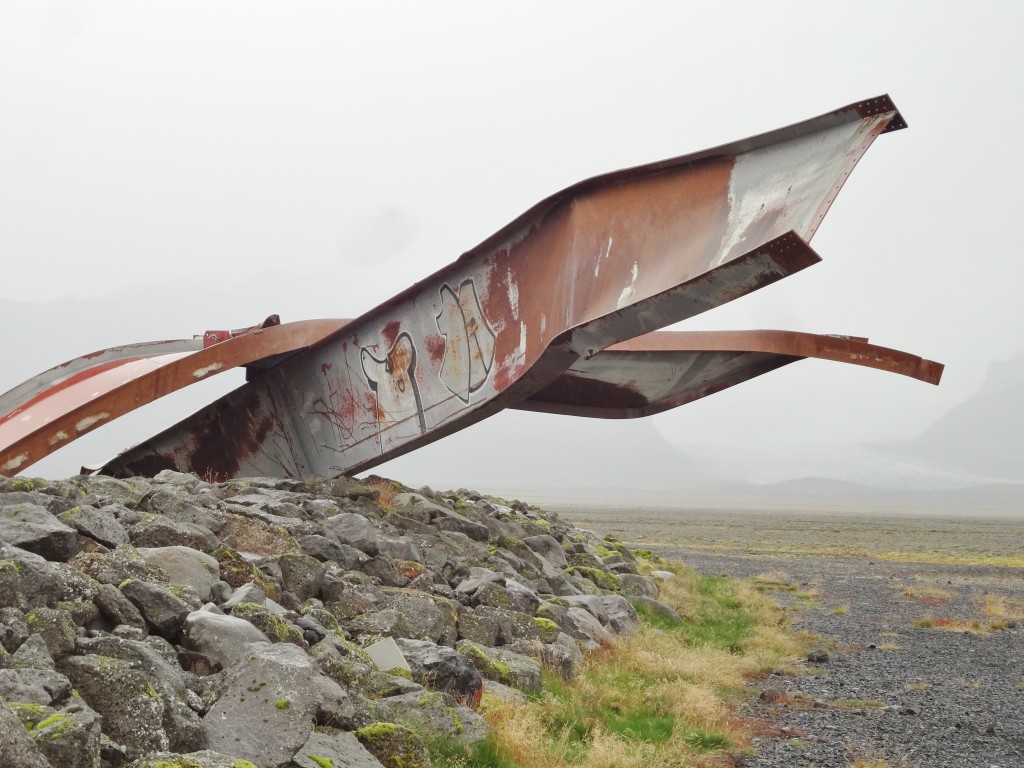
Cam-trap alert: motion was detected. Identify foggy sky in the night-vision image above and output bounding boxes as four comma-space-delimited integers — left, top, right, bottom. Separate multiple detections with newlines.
3, 2, 1023, 483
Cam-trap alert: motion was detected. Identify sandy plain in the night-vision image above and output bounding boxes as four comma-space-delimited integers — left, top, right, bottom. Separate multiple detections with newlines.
540, 499, 1024, 565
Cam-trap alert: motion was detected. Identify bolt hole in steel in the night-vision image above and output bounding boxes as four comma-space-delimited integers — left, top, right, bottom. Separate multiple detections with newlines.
0, 95, 941, 480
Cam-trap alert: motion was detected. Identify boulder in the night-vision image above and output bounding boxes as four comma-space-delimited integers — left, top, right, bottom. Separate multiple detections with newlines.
24, 607, 77, 660
385, 690, 487, 742
203, 641, 352, 768
472, 605, 540, 645
137, 490, 225, 533
381, 592, 457, 645
136, 546, 221, 602
62, 654, 169, 758
455, 640, 542, 693
508, 632, 583, 680
0, 607, 30, 651
278, 552, 327, 602
433, 509, 490, 541
7, 633, 57, 670
354, 723, 430, 768
129, 514, 221, 553
522, 534, 568, 568
75, 634, 205, 753
618, 573, 659, 597
394, 639, 482, 703
58, 504, 129, 548
24, 704, 102, 768
313, 636, 374, 690
0, 696, 52, 768
70, 545, 149, 587
0, 503, 80, 561
181, 609, 273, 671
0, 667, 73, 706
599, 595, 641, 634
120, 579, 190, 639
126, 750, 259, 767
229, 602, 306, 648
94, 582, 148, 630
293, 730, 384, 768
565, 607, 614, 649
322, 513, 381, 556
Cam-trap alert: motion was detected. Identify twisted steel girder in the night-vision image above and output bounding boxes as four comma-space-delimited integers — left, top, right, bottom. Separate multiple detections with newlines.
0, 95, 942, 480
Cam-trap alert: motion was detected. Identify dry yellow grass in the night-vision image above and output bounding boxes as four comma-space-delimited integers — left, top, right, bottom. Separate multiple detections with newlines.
981, 594, 1024, 620
468, 561, 804, 768
901, 585, 952, 601
912, 615, 987, 633
373, 478, 398, 510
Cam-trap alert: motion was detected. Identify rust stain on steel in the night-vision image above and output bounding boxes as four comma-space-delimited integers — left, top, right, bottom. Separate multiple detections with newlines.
516, 330, 944, 419
0, 320, 348, 476
87, 96, 926, 481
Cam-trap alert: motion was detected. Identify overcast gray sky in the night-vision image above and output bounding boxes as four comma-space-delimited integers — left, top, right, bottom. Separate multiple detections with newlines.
3, 1, 1023, 483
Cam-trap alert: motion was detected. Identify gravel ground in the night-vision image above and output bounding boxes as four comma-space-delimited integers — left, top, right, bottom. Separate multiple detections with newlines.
655, 547, 1024, 768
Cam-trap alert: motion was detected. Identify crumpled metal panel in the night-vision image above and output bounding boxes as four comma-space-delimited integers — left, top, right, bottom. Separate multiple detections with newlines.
0, 320, 347, 476
516, 330, 944, 418
89, 96, 924, 481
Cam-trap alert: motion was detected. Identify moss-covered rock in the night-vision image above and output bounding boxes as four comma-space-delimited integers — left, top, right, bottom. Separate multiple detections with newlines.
455, 640, 542, 693
25, 606, 77, 659
228, 602, 307, 649
532, 616, 560, 643
213, 546, 280, 599
354, 722, 430, 768
565, 565, 620, 592
125, 751, 259, 768
62, 653, 169, 758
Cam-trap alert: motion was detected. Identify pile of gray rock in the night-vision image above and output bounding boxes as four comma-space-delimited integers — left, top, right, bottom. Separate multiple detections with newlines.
0, 471, 675, 768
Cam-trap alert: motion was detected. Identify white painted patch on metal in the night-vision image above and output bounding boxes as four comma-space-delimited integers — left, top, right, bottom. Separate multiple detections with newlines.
616, 261, 640, 309
2, 454, 27, 472
193, 362, 224, 379
714, 117, 885, 268
76, 412, 111, 432
506, 267, 519, 319
48, 430, 69, 446
594, 236, 613, 277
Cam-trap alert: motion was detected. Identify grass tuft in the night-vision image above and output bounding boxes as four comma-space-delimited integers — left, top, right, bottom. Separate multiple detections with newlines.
431, 560, 803, 768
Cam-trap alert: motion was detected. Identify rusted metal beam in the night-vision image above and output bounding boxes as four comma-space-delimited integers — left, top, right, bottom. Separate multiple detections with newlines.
515, 330, 944, 419
0, 320, 347, 476
86, 96, 917, 480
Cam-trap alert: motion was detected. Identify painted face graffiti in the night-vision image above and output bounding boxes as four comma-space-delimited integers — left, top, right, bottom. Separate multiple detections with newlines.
436, 279, 497, 403
360, 332, 426, 435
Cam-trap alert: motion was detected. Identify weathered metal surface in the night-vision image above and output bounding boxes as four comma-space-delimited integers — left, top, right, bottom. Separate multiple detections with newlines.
0, 320, 347, 476
516, 330, 944, 418
92, 96, 916, 480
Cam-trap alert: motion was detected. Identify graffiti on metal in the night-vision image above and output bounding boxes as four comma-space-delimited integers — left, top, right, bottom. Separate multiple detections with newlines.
0, 95, 943, 480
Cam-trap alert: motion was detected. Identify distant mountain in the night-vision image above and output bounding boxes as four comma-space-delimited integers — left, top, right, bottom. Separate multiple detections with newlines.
896, 352, 1024, 482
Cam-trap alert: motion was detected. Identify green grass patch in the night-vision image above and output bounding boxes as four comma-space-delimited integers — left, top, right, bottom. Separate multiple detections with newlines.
602, 708, 676, 743
429, 734, 520, 768
428, 559, 799, 768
